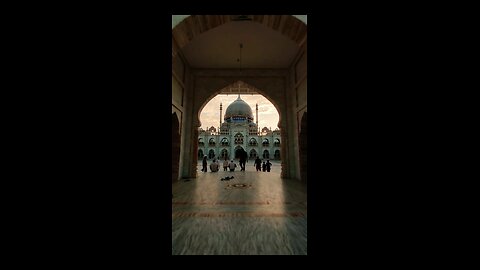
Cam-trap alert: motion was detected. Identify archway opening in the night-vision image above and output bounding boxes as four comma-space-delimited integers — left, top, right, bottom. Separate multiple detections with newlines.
220, 149, 229, 160
208, 149, 215, 159
263, 150, 270, 159
173, 15, 306, 181
197, 85, 281, 167
274, 150, 281, 160
249, 149, 257, 159
235, 147, 245, 159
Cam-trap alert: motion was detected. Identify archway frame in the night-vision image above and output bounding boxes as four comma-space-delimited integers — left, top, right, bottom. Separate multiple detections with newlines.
172, 15, 307, 59
173, 15, 306, 180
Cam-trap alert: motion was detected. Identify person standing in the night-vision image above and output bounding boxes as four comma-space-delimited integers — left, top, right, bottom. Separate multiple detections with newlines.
239, 150, 247, 171
223, 157, 229, 171
202, 156, 208, 172
255, 156, 262, 172
266, 160, 272, 172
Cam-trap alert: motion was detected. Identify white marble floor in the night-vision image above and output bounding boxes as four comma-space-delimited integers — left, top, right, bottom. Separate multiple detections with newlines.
172, 161, 307, 255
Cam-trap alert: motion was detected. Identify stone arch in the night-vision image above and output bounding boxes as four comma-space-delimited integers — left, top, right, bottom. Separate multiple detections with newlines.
198, 149, 204, 159
194, 78, 286, 175
172, 112, 181, 182
299, 112, 307, 182
173, 15, 306, 180
172, 15, 307, 58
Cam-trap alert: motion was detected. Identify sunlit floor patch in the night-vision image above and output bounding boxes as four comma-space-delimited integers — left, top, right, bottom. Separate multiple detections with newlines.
172, 161, 307, 255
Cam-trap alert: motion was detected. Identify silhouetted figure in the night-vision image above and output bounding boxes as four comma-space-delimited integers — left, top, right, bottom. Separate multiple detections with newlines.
266, 160, 272, 172
255, 157, 262, 171
239, 150, 247, 171
262, 161, 266, 172
202, 156, 208, 172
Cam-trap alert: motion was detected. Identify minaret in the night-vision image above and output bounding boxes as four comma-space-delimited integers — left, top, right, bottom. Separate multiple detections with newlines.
256, 103, 259, 126
219, 102, 222, 128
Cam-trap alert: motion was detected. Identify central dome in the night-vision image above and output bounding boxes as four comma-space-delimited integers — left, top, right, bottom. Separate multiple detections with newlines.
224, 95, 254, 123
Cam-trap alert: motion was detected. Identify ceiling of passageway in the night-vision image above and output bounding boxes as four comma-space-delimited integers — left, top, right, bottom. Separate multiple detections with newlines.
181, 21, 300, 69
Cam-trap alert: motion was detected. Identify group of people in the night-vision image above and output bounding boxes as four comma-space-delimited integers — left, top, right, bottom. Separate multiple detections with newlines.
201, 156, 220, 172
201, 155, 273, 173
254, 156, 272, 172
202, 156, 238, 172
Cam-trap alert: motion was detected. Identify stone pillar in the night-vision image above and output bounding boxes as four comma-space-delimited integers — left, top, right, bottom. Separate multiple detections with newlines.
279, 121, 289, 178
282, 70, 301, 180
191, 128, 199, 176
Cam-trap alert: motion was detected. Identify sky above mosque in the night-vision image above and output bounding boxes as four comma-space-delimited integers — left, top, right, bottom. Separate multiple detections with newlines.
200, 94, 279, 131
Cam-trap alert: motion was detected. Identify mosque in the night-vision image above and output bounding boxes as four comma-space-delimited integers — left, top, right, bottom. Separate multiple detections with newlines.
198, 94, 281, 161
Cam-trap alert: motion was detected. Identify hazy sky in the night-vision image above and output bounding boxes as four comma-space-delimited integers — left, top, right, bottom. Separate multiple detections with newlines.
200, 94, 279, 130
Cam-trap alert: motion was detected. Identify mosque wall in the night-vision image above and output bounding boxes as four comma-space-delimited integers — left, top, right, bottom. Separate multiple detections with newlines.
172, 52, 194, 180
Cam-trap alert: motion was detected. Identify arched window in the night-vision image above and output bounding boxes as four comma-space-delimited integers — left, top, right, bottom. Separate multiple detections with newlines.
234, 133, 244, 144
198, 138, 204, 146
198, 149, 204, 159
263, 150, 270, 159
249, 138, 257, 146
274, 138, 280, 147
221, 137, 229, 146
262, 138, 269, 146
209, 138, 216, 146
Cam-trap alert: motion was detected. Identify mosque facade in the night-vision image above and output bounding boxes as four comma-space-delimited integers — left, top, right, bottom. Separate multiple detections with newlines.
198, 95, 281, 161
